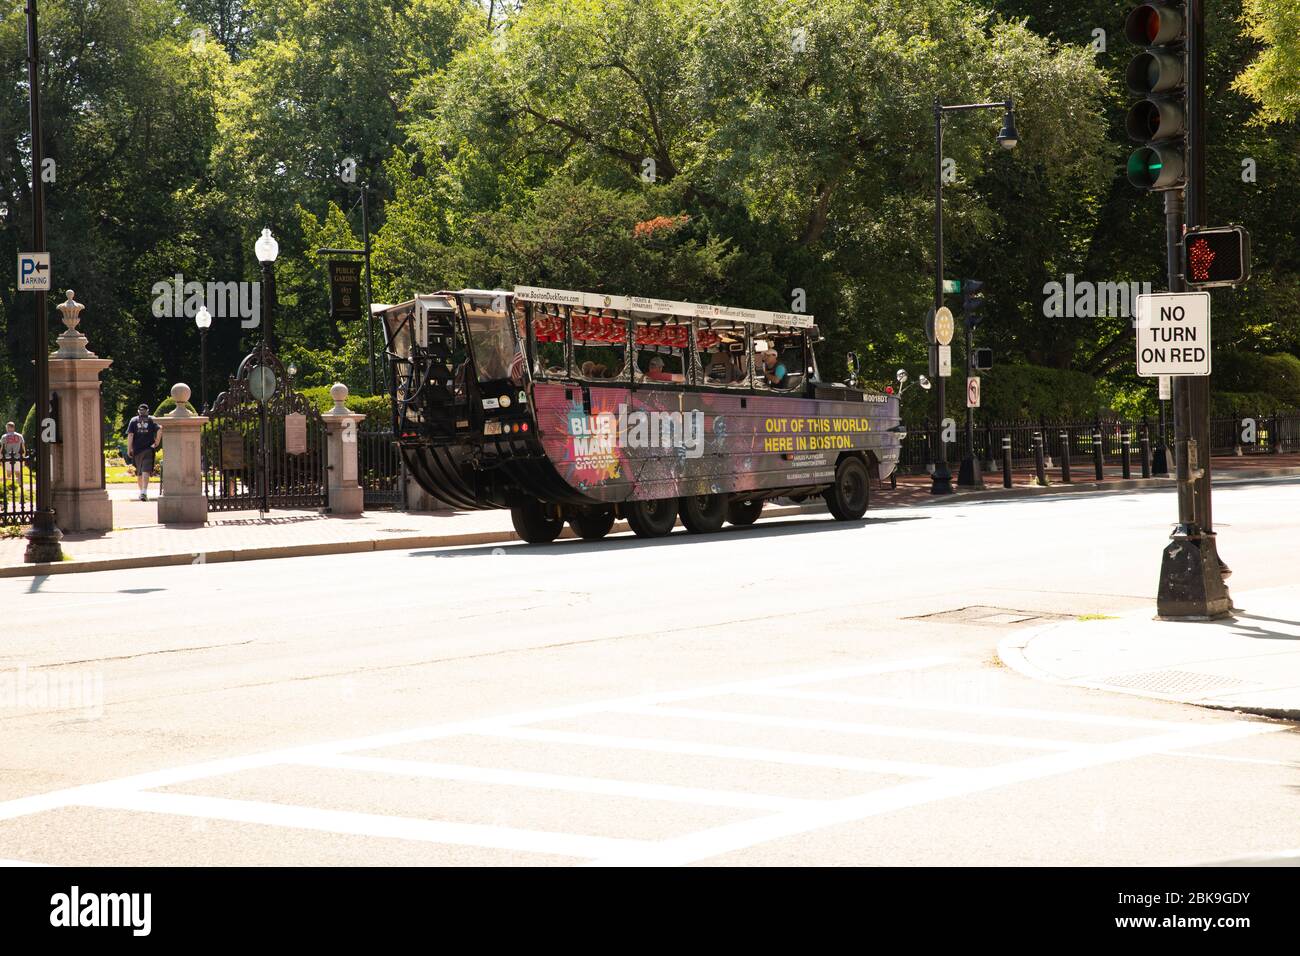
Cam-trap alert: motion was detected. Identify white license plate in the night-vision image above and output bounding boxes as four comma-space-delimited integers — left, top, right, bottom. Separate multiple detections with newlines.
484, 420, 502, 436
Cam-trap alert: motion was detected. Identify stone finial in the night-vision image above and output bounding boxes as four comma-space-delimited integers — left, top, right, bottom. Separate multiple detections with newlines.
168, 383, 194, 417
54, 289, 94, 359
327, 382, 352, 416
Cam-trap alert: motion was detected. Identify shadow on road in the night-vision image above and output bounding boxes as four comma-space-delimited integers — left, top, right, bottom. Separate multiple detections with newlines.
407, 513, 930, 560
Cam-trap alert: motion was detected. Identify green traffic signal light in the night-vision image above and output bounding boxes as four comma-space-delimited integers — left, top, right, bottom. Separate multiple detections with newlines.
1127, 144, 1184, 189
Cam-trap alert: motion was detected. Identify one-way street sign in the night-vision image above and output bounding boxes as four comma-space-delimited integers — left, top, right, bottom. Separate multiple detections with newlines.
17, 252, 51, 292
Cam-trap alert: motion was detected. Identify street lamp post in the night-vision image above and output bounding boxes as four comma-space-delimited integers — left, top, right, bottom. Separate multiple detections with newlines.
195, 305, 212, 413
23, 0, 62, 563
931, 97, 1018, 496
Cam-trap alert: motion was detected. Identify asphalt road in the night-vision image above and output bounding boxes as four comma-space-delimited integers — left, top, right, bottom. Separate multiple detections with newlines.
2, 479, 1298, 866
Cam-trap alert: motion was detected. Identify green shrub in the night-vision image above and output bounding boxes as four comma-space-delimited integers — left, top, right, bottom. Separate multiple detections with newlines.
153, 396, 198, 417
301, 385, 392, 424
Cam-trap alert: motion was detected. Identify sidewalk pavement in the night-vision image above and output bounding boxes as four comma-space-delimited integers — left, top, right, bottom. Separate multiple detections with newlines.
1000, 586, 1300, 720
3, 454, 1299, 579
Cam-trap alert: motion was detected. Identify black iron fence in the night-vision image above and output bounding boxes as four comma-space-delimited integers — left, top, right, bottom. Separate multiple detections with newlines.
358, 423, 401, 509
1, 451, 37, 526
900, 412, 1300, 474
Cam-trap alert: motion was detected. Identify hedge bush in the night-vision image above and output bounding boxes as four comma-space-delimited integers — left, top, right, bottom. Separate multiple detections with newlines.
300, 386, 392, 424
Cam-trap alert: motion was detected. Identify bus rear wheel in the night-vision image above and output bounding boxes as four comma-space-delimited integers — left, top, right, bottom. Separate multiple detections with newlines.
726, 497, 764, 526
511, 499, 564, 543
679, 494, 726, 534
826, 456, 870, 520
625, 498, 678, 538
569, 506, 615, 540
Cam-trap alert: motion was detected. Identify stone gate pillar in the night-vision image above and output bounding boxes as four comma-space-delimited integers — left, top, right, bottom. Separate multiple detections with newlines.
157, 384, 209, 524
48, 290, 113, 531
322, 383, 365, 514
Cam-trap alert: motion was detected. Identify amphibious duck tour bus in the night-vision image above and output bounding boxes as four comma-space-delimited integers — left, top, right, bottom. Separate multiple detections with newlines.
381, 287, 903, 543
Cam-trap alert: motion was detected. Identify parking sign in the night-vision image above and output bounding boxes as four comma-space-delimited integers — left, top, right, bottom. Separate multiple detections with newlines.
17, 252, 51, 292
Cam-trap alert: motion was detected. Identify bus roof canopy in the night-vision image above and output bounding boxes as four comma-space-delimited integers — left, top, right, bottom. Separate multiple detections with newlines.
512, 285, 815, 330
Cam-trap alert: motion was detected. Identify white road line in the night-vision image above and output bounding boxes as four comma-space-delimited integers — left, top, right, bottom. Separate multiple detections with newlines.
480, 727, 957, 778
1158, 750, 1295, 768
0, 858, 46, 866
584, 719, 1285, 866
754, 689, 1187, 730
294, 753, 815, 813
72, 790, 645, 860
611, 705, 1084, 752
0, 657, 955, 822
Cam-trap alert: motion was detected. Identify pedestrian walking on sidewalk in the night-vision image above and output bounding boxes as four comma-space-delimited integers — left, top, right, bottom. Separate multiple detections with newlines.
2, 421, 24, 482
125, 403, 161, 501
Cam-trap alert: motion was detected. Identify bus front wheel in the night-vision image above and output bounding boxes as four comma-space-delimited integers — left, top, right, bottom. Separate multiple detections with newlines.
679, 494, 726, 533
625, 498, 678, 538
511, 499, 565, 543
826, 456, 870, 520
569, 506, 616, 540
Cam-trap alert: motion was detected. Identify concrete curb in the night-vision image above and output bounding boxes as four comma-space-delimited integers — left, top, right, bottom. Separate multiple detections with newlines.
901, 465, 1300, 507
996, 621, 1300, 722
0, 504, 826, 579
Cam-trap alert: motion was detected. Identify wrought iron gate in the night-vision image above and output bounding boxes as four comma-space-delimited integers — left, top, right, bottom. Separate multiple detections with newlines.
1, 451, 37, 526
202, 345, 327, 512
359, 422, 401, 509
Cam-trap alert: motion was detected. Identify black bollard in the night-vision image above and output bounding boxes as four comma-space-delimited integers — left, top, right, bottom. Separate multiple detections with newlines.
1121, 431, 1132, 479
1140, 427, 1151, 478
1002, 436, 1012, 489
1093, 431, 1104, 481
1033, 432, 1047, 485
1060, 431, 1072, 483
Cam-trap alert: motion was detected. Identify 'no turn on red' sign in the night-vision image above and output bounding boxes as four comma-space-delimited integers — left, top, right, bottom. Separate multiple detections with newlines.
1135, 292, 1211, 377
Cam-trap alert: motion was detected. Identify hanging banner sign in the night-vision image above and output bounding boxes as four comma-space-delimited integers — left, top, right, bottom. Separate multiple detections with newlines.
329, 260, 362, 322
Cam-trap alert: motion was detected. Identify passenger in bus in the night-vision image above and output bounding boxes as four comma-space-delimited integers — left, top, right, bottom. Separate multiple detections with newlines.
645, 355, 683, 383
760, 349, 788, 388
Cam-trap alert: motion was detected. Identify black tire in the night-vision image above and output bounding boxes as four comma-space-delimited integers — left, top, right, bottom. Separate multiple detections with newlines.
624, 498, 678, 538
826, 456, 870, 520
726, 497, 764, 526
511, 499, 564, 543
678, 494, 726, 534
568, 506, 616, 541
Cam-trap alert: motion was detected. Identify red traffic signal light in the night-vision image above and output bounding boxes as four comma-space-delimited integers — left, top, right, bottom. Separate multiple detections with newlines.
1125, 3, 1184, 45
1183, 226, 1250, 288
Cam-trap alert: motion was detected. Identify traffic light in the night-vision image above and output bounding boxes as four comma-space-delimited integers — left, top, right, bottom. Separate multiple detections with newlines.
1125, 3, 1186, 191
1183, 226, 1251, 288
970, 348, 993, 371
962, 279, 985, 329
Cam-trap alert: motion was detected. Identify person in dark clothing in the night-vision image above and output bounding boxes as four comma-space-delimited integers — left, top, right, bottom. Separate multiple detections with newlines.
125, 403, 161, 501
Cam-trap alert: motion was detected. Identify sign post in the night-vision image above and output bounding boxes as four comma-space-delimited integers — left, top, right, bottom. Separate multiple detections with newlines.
21, 0, 62, 564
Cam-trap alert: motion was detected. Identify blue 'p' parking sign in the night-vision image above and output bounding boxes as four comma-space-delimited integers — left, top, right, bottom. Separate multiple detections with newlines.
17, 252, 51, 291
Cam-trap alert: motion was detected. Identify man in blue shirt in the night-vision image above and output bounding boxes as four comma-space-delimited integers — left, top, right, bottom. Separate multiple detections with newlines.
760, 349, 788, 388
125, 403, 160, 501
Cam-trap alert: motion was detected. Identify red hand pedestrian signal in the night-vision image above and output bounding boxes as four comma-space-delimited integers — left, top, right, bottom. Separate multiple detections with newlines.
1182, 226, 1250, 289
1188, 238, 1216, 282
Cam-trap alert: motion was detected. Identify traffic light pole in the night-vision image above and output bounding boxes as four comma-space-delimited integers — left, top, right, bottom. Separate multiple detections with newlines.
931, 103, 953, 496
1156, 0, 1231, 618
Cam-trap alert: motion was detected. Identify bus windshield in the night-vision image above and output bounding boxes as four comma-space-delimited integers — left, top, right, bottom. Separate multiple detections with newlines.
465, 306, 517, 383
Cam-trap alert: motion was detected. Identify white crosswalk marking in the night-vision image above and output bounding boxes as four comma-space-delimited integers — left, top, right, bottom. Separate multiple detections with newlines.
0, 657, 1284, 866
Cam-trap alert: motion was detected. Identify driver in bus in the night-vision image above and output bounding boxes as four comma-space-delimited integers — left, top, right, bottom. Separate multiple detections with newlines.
760, 349, 788, 388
